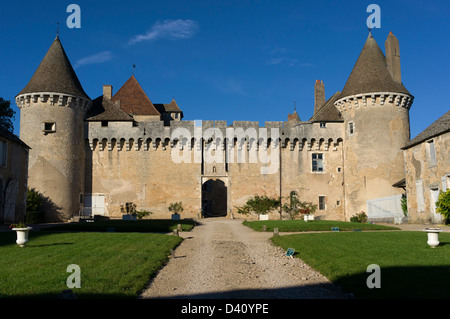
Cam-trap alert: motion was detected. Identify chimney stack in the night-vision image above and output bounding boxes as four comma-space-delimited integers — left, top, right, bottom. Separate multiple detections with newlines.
314, 80, 325, 114
385, 31, 401, 83
103, 85, 113, 99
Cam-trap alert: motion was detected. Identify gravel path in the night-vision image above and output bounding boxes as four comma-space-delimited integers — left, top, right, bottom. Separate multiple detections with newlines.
139, 218, 349, 299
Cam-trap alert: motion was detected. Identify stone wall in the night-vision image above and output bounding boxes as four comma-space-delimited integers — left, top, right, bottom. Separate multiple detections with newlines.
403, 132, 450, 223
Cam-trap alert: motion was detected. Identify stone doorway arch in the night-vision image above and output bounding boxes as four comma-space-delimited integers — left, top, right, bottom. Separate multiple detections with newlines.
202, 179, 227, 217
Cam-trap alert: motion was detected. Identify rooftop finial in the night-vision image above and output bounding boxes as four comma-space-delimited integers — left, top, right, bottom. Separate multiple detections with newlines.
56, 22, 60, 37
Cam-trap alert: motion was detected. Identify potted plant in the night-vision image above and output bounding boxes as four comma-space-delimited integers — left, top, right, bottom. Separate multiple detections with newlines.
121, 202, 137, 221
169, 202, 183, 220
10, 222, 32, 247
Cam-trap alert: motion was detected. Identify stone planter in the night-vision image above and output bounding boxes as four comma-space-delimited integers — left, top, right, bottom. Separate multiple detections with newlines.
171, 214, 180, 220
259, 214, 269, 221
303, 214, 314, 222
12, 227, 32, 247
122, 214, 137, 221
423, 228, 442, 248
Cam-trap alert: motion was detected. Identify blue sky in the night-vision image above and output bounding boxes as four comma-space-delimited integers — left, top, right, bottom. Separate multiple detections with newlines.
1, 0, 449, 139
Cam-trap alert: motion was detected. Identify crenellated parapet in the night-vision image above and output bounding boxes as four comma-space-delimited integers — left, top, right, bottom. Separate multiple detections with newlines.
334, 92, 413, 112
86, 119, 344, 153
15, 92, 91, 113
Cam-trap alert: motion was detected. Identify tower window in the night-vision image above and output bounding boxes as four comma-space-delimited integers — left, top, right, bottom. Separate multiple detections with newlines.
320, 122, 326, 128
43, 122, 56, 133
348, 122, 354, 135
312, 153, 324, 172
101, 121, 109, 127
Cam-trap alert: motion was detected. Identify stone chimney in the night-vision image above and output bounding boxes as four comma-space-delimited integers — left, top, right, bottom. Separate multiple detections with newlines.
103, 85, 113, 99
314, 80, 325, 114
385, 31, 401, 83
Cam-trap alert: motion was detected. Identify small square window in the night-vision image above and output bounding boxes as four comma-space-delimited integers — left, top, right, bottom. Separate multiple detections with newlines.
44, 122, 56, 133
320, 122, 326, 128
101, 121, 109, 127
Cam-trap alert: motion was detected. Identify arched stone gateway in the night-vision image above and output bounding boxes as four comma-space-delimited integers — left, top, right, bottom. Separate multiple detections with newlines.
202, 179, 227, 217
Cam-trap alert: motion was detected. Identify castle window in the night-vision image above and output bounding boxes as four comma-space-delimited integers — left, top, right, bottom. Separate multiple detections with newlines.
320, 122, 326, 128
319, 196, 326, 210
101, 121, 108, 127
312, 153, 324, 172
0, 140, 7, 166
43, 122, 56, 133
348, 122, 354, 135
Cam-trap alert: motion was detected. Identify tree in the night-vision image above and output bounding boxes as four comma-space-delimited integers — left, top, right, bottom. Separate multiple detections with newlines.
436, 189, 450, 224
235, 194, 280, 217
0, 98, 16, 133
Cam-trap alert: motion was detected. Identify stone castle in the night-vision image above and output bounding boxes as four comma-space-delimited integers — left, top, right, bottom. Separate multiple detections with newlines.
15, 31, 415, 222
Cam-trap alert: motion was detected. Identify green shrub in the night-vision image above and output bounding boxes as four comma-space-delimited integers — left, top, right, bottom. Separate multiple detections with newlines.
350, 211, 368, 223
136, 210, 153, 219
26, 188, 42, 212
25, 211, 45, 224
436, 189, 450, 224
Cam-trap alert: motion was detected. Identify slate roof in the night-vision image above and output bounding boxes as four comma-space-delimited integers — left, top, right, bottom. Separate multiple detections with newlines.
154, 99, 183, 116
402, 110, 450, 149
85, 95, 133, 122
339, 33, 411, 99
111, 75, 160, 116
0, 126, 30, 149
16, 35, 90, 100
309, 91, 343, 122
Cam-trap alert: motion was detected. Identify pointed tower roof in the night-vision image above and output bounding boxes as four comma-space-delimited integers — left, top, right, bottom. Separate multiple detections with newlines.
339, 33, 410, 99
17, 35, 89, 100
111, 75, 160, 116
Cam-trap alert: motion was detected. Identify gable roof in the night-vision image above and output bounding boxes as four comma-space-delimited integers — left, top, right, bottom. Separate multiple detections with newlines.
309, 91, 343, 122
111, 75, 160, 116
339, 33, 410, 99
0, 126, 30, 149
16, 35, 90, 100
85, 95, 134, 122
402, 110, 450, 149
154, 99, 183, 115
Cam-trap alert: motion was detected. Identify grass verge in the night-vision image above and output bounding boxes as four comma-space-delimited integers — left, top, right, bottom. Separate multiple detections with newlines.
0, 230, 182, 298
271, 231, 450, 298
243, 219, 399, 232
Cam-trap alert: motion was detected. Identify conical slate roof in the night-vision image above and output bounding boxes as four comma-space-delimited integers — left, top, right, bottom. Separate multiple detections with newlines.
339, 33, 410, 99
17, 36, 89, 100
111, 75, 160, 116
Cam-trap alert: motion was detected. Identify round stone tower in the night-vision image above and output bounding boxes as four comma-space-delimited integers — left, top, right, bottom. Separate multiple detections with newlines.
334, 31, 414, 221
15, 35, 91, 222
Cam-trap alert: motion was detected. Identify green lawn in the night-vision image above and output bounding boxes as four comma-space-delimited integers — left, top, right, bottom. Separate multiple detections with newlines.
243, 219, 399, 232
0, 230, 182, 298
271, 231, 450, 299
41, 219, 196, 233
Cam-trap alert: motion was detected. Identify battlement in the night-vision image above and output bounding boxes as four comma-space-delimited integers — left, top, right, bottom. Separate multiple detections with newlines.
86, 119, 344, 152
334, 92, 413, 112
16, 92, 91, 113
